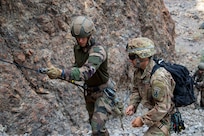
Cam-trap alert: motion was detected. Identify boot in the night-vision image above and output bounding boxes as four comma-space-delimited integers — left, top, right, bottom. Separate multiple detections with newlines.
92, 130, 109, 136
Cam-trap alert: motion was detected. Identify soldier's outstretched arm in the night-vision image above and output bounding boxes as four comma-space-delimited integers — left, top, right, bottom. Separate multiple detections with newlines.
62, 46, 107, 81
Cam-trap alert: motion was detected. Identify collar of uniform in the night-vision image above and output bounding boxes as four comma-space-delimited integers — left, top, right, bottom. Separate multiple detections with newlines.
141, 58, 155, 79
75, 44, 82, 50
75, 38, 95, 50
76, 40, 94, 52
75, 44, 90, 53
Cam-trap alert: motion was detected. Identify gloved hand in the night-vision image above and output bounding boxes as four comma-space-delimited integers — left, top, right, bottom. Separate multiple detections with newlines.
117, 101, 124, 114
47, 66, 62, 79
132, 116, 144, 127
113, 100, 124, 116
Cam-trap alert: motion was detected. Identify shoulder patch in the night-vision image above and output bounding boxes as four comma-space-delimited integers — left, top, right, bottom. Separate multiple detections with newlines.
153, 87, 161, 98
152, 81, 166, 102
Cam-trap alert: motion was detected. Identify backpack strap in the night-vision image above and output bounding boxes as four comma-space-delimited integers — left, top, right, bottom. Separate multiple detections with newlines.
150, 58, 164, 76
150, 64, 160, 76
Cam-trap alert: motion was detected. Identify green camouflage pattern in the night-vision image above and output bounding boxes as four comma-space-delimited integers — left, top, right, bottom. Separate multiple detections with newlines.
63, 37, 113, 135
129, 59, 175, 135
64, 42, 109, 86
127, 37, 156, 58
84, 80, 121, 136
112, 99, 124, 116
91, 93, 123, 136
91, 94, 113, 136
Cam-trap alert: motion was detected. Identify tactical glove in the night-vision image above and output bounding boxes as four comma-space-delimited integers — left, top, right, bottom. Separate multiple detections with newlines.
47, 66, 62, 79
117, 101, 124, 115
113, 101, 124, 116
132, 116, 144, 127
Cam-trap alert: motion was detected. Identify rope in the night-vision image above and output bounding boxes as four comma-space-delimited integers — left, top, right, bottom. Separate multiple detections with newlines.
0, 58, 85, 90
0, 58, 39, 72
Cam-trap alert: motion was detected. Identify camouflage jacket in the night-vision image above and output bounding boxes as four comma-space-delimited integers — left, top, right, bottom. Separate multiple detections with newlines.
64, 38, 109, 87
129, 58, 175, 126
193, 69, 204, 89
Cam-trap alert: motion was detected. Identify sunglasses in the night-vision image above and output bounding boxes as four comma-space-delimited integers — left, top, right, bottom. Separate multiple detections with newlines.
128, 54, 138, 60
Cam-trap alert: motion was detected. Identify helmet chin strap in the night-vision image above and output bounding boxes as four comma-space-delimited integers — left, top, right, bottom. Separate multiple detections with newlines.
87, 36, 92, 46
81, 36, 93, 52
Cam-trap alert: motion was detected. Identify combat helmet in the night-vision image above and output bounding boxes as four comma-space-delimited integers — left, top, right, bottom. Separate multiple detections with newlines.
126, 37, 156, 58
198, 62, 204, 70
71, 16, 96, 38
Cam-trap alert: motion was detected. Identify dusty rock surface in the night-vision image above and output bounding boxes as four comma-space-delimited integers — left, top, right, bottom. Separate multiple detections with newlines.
164, 0, 204, 69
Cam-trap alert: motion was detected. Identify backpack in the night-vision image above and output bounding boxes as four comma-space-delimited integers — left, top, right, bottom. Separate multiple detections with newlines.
151, 58, 196, 107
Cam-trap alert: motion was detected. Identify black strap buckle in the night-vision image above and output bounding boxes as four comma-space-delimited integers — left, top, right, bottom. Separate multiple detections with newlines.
103, 88, 116, 100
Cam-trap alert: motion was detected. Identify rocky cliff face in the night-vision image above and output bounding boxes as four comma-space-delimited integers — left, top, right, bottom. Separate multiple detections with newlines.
0, 0, 175, 135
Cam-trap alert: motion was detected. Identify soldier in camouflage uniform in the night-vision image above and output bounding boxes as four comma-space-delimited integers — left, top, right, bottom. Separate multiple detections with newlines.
46, 16, 121, 136
125, 37, 175, 136
193, 62, 204, 108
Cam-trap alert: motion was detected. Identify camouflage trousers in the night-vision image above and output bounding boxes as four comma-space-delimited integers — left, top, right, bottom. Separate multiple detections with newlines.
85, 91, 116, 136
194, 87, 204, 107
84, 80, 115, 136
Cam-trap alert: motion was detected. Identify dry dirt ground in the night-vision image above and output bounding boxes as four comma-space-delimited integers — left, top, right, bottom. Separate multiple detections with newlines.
165, 0, 204, 69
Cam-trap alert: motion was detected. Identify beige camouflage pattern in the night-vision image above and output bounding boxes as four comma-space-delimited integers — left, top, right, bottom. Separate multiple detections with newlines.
129, 59, 175, 135
127, 37, 157, 58
144, 126, 167, 136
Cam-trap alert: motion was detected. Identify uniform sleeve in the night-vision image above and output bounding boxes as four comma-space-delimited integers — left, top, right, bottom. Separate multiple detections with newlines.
129, 86, 141, 111
129, 71, 141, 110
141, 79, 172, 126
64, 46, 106, 81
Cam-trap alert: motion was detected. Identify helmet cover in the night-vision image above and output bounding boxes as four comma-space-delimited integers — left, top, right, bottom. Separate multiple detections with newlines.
198, 62, 204, 70
71, 16, 96, 38
127, 37, 156, 58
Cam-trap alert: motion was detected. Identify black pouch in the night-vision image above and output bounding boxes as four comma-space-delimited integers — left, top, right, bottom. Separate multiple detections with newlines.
170, 107, 185, 133
103, 88, 116, 100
